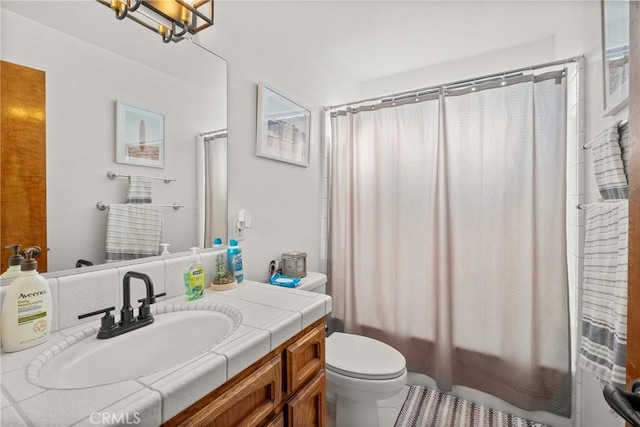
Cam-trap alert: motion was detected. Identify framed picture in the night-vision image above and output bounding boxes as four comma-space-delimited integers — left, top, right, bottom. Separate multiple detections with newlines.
256, 82, 311, 167
601, 0, 629, 116
116, 101, 165, 168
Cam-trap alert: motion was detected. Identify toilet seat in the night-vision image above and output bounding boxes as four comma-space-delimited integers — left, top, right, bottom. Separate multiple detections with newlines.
326, 332, 406, 380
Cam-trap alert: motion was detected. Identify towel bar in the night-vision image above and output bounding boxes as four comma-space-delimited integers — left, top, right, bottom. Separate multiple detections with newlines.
107, 171, 175, 184
96, 201, 183, 210
582, 119, 628, 150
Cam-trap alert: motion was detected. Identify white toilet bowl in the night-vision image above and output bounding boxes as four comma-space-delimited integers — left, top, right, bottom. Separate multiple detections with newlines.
284, 272, 407, 427
326, 332, 407, 427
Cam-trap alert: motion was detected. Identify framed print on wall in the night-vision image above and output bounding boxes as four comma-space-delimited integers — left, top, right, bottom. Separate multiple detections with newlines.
116, 101, 165, 168
601, 0, 629, 116
256, 82, 311, 167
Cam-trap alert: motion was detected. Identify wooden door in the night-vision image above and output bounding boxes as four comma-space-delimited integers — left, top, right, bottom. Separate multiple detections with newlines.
0, 61, 47, 272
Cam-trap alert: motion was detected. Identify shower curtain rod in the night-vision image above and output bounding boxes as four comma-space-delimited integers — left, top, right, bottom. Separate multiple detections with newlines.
324, 55, 584, 111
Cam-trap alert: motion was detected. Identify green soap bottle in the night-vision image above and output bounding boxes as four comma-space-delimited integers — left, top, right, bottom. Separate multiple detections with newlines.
184, 247, 205, 301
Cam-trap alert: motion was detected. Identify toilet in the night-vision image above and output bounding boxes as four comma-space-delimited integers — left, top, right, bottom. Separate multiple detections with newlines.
295, 272, 407, 427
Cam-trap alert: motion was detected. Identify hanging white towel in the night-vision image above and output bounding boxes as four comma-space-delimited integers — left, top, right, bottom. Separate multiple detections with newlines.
127, 176, 153, 203
105, 204, 164, 262
578, 200, 628, 389
590, 123, 628, 200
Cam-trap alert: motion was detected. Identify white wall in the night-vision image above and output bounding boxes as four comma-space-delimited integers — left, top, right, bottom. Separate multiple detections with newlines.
361, 1, 588, 100
1, 10, 226, 271
361, 37, 556, 99
195, 2, 360, 282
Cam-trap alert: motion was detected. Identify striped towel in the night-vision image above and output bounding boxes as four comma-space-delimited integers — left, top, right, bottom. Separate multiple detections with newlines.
105, 204, 164, 262
590, 124, 628, 199
578, 201, 628, 389
127, 176, 153, 203
618, 120, 630, 182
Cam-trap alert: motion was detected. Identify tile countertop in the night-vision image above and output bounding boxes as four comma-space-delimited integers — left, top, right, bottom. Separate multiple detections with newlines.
0, 280, 332, 427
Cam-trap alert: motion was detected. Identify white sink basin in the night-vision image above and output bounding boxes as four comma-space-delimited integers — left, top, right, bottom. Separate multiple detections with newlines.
29, 303, 242, 389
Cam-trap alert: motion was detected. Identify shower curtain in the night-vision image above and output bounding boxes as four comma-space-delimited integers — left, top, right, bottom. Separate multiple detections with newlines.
196, 132, 228, 248
328, 71, 571, 416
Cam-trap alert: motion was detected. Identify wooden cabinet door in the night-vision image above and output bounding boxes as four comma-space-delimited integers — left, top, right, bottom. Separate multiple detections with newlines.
0, 61, 47, 272
285, 323, 325, 394
178, 355, 282, 427
286, 371, 326, 427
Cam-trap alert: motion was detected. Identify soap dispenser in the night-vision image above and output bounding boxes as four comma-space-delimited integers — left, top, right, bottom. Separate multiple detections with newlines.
184, 247, 205, 301
1, 246, 52, 352
0, 244, 24, 282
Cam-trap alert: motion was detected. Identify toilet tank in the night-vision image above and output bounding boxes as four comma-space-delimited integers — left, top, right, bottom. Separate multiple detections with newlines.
296, 272, 327, 294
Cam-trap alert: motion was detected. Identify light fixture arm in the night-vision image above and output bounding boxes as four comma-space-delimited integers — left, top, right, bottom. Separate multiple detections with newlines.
114, 0, 141, 20
114, 7, 127, 19
111, 0, 128, 19
172, 21, 188, 38
161, 30, 173, 43
128, 0, 142, 13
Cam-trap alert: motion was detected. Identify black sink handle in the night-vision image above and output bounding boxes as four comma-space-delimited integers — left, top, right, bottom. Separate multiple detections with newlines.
603, 383, 640, 426
137, 292, 167, 305
78, 306, 116, 331
137, 293, 166, 318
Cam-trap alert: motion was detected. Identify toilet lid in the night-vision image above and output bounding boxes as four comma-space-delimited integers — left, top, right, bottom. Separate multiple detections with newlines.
326, 333, 406, 380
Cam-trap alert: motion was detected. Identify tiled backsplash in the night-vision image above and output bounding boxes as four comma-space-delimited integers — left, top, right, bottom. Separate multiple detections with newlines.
0, 249, 227, 335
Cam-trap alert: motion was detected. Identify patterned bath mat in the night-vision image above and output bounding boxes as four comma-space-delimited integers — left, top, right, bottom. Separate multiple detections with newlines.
394, 386, 547, 427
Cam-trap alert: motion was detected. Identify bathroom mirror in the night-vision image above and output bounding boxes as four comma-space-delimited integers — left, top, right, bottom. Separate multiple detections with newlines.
0, 1, 228, 274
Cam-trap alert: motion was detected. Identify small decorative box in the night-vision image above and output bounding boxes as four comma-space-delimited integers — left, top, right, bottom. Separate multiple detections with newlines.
281, 252, 307, 278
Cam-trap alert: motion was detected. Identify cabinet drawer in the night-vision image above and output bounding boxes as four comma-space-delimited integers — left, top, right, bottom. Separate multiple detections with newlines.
285, 370, 326, 427
285, 323, 325, 394
181, 355, 282, 427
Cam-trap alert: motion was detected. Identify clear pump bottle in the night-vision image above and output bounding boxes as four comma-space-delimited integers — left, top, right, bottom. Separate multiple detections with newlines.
184, 247, 205, 301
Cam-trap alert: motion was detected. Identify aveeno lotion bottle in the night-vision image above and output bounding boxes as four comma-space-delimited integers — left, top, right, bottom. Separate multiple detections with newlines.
1, 247, 52, 352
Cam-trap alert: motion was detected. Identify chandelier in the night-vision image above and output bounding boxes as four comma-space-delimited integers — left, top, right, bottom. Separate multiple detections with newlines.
96, 0, 214, 43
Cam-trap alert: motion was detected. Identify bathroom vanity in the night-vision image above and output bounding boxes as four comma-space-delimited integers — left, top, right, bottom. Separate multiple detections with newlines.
0, 250, 331, 426
166, 320, 326, 426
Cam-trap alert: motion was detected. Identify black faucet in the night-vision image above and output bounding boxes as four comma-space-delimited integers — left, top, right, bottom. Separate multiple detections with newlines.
78, 271, 166, 339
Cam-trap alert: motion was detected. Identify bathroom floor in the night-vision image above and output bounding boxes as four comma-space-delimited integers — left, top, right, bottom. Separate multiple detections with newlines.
326, 385, 410, 427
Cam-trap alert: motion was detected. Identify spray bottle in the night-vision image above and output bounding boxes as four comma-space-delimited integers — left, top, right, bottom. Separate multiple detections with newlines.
227, 239, 243, 283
